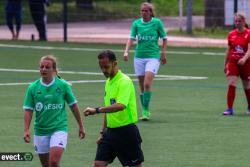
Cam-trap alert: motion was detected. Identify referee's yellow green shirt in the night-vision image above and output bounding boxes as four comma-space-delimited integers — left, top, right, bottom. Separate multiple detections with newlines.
104, 70, 138, 128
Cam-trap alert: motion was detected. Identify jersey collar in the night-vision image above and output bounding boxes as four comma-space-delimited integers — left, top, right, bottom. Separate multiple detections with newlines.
141, 17, 153, 24
40, 77, 55, 87
236, 28, 247, 34
108, 70, 122, 84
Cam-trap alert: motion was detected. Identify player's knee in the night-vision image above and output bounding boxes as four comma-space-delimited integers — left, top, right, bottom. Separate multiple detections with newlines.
144, 82, 151, 90
228, 79, 237, 86
227, 76, 237, 86
92, 161, 106, 167
228, 81, 237, 87
41, 164, 49, 167
92, 162, 100, 167
50, 159, 59, 167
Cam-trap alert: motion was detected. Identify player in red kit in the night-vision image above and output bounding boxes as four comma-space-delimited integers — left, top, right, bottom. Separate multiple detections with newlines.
223, 12, 250, 115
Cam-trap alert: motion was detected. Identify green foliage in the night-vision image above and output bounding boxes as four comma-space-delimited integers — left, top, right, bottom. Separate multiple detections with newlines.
0, 0, 204, 25
154, 0, 180, 16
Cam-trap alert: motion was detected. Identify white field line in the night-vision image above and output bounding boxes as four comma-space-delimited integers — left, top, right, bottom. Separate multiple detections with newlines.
0, 68, 101, 75
0, 77, 206, 86
0, 68, 208, 79
71, 77, 207, 83
0, 43, 225, 56
0, 68, 207, 86
0, 82, 31, 86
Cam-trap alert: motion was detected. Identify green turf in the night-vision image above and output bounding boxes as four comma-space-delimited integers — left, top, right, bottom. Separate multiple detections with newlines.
0, 41, 248, 167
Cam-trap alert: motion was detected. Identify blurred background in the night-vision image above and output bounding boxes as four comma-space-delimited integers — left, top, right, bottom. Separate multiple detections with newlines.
0, 0, 249, 43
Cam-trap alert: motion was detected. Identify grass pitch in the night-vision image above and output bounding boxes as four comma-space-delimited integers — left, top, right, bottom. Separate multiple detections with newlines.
0, 41, 248, 167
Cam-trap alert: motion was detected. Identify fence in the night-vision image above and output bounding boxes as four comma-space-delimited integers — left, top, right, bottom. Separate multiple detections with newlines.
0, 0, 244, 42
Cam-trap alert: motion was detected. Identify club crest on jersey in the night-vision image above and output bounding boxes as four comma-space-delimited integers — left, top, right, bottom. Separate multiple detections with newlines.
110, 98, 116, 105
235, 45, 244, 54
231, 35, 236, 39
56, 87, 62, 93
36, 90, 42, 94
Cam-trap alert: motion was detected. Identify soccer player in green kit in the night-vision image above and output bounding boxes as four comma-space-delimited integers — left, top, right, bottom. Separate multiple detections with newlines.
23, 55, 85, 167
124, 2, 167, 121
83, 50, 144, 167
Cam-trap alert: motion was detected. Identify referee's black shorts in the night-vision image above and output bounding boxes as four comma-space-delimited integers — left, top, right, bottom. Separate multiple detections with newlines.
95, 123, 144, 166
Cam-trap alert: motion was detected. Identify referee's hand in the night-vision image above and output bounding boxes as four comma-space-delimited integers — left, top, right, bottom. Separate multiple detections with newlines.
83, 107, 96, 116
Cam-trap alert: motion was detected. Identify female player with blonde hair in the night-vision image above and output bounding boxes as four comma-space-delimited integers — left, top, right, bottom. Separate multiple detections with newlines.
223, 12, 250, 115
23, 55, 85, 166
124, 2, 167, 120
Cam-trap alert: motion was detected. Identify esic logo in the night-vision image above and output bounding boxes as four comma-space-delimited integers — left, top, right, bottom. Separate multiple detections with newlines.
35, 102, 43, 111
35, 102, 63, 112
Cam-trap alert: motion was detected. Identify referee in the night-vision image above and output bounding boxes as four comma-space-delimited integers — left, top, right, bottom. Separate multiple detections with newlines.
28, 0, 49, 41
84, 50, 144, 167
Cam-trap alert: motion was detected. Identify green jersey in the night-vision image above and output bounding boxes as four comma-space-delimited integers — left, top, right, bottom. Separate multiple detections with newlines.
23, 77, 77, 135
130, 17, 167, 58
104, 70, 138, 128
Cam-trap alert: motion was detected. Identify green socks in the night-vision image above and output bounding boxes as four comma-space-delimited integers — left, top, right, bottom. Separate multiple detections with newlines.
141, 91, 152, 118
143, 91, 151, 110
140, 93, 144, 107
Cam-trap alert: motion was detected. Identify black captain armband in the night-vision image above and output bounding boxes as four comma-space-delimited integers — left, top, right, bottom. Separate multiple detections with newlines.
95, 107, 100, 114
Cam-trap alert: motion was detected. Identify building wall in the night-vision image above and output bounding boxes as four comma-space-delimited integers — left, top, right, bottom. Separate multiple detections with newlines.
225, 0, 250, 26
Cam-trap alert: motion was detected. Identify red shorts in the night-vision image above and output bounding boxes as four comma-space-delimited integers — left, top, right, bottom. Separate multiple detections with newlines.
226, 58, 250, 80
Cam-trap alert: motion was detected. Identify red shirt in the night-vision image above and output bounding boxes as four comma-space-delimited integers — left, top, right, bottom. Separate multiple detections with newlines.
228, 29, 250, 60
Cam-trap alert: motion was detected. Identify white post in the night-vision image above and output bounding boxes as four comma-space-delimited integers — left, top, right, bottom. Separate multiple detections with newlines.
179, 0, 183, 31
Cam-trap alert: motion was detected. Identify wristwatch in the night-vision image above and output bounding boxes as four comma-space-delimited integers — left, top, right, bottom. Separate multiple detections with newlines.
95, 107, 100, 114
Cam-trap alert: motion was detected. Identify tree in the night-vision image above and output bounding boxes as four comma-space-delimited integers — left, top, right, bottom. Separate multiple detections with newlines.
76, 0, 93, 9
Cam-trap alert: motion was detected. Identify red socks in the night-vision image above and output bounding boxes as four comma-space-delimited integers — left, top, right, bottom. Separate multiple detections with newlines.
227, 85, 236, 109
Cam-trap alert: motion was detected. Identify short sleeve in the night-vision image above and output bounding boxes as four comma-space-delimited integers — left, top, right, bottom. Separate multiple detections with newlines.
116, 79, 132, 107
64, 83, 77, 106
158, 19, 167, 39
23, 85, 34, 111
130, 21, 137, 40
